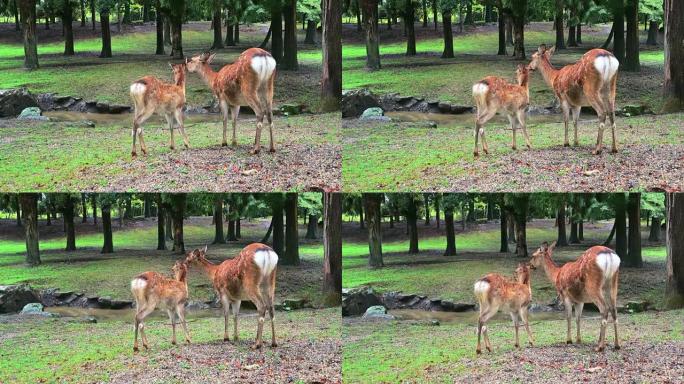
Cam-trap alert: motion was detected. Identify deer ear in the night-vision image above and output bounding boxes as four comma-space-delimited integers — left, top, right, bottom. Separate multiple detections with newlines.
168, 62, 173, 69
538, 44, 546, 54
203, 245, 208, 253
207, 53, 216, 64
547, 46, 556, 55
548, 241, 557, 251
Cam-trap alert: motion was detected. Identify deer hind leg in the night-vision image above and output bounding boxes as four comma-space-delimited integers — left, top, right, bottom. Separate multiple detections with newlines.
510, 311, 520, 348
220, 294, 231, 341
574, 302, 584, 343
611, 272, 620, 349
131, 108, 154, 157
174, 108, 189, 149
517, 108, 531, 149
508, 114, 518, 150
477, 306, 497, 353
219, 98, 229, 147
474, 108, 496, 157
560, 99, 571, 147
230, 105, 240, 147
136, 304, 156, 350
571, 105, 581, 146
563, 297, 573, 344
266, 109, 275, 153
608, 76, 618, 153
176, 303, 191, 344
231, 300, 241, 341
593, 294, 609, 352
520, 306, 534, 346
584, 91, 606, 155
263, 274, 277, 347
166, 308, 177, 345
165, 114, 176, 150
252, 111, 265, 155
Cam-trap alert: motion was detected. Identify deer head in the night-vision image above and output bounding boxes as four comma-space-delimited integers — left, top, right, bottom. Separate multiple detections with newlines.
528, 44, 556, 71
186, 52, 216, 73
515, 64, 530, 86
529, 241, 557, 269
185, 245, 208, 264
172, 260, 188, 281
169, 62, 187, 85
515, 262, 532, 285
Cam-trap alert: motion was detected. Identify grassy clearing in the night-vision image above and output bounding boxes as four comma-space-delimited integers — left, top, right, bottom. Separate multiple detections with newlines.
343, 23, 665, 110
342, 113, 684, 191
342, 308, 684, 383
0, 307, 340, 384
0, 22, 323, 109
0, 217, 327, 305
0, 112, 340, 191
342, 219, 669, 309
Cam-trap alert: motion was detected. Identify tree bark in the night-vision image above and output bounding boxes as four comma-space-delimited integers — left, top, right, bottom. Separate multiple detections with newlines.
91, 194, 97, 225
576, 23, 582, 43
364, 194, 383, 267
282, 0, 298, 70
163, 15, 171, 45
663, 0, 684, 112
272, 197, 285, 257
156, 195, 166, 250
20, 194, 40, 266
554, 2, 566, 50
498, 8, 507, 55
99, 9, 112, 58
283, 193, 300, 265
81, 193, 88, 223
213, 197, 225, 244
434, 194, 440, 228
499, 205, 509, 253
646, 20, 658, 45
211, 5, 223, 49
64, 196, 76, 251
407, 197, 419, 253
306, 215, 318, 239
323, 192, 342, 304
362, 0, 381, 70
511, 2, 526, 59
626, 193, 643, 267
604, 219, 616, 245
614, 194, 628, 259
422, 0, 428, 27
170, 194, 185, 254
624, 0, 640, 71
169, 15, 183, 58
321, 0, 342, 111
304, 19, 316, 44
557, 203, 568, 246
665, 193, 684, 308
90, 0, 95, 29
612, 3, 625, 63
512, 195, 528, 257
444, 207, 456, 256
405, 1, 416, 56
19, 0, 39, 69
442, 10, 454, 58
649, 216, 661, 241
101, 203, 113, 253
14, 0, 20, 31
270, 5, 283, 62
63, 0, 75, 55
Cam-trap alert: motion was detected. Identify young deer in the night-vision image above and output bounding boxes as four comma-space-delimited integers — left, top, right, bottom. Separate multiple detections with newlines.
186, 48, 276, 154
529, 242, 620, 352
472, 64, 532, 157
528, 45, 619, 154
129, 62, 190, 157
474, 262, 535, 354
130, 260, 191, 352
185, 243, 278, 349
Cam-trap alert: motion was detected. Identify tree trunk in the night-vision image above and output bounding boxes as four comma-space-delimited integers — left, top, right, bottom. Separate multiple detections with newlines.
225, 15, 235, 46
498, 8, 507, 55
485, 4, 492, 22
63, 0, 75, 55
604, 219, 616, 245
359, 204, 365, 229
499, 206, 509, 252
91, 194, 97, 225
624, 0, 640, 71
323, 192, 342, 304
306, 215, 318, 239
90, 0, 95, 29
14, 196, 21, 227
557, 204, 568, 246
511, 4, 526, 59
19, 0, 39, 69
283, 193, 300, 265
170, 194, 185, 254
576, 23, 582, 43
163, 15, 171, 45
442, 10, 454, 58
81, 193, 88, 223
155, 5, 164, 54
423, 194, 430, 225
626, 193, 643, 267
156, 196, 166, 250
508, 213, 516, 243
227, 218, 237, 241
465, 0, 473, 24
612, 4, 625, 63
14, 0, 20, 31
601, 24, 614, 49
272, 197, 285, 257
513, 195, 528, 257
213, 197, 225, 244
64, 196, 76, 251
143, 0, 149, 22
506, 14, 513, 45
282, 0, 298, 70
432, 0, 438, 30
444, 207, 456, 256
123, 0, 130, 23
569, 220, 579, 243
568, 25, 577, 46
434, 195, 440, 228
579, 220, 584, 240
362, 0, 381, 70
99, 10, 112, 58
101, 203, 113, 253
364, 193, 383, 267
663, 0, 684, 112
665, 193, 684, 308
614, 194, 627, 259
124, 197, 133, 219
170, 16, 183, 58
211, 6, 223, 49
20, 194, 40, 266
143, 195, 151, 218
304, 19, 316, 44
321, 0, 342, 111
554, 3, 565, 50
422, 0, 428, 27
649, 216, 661, 241
236, 217, 241, 238
407, 197, 419, 253
646, 20, 658, 45
271, 5, 283, 62
405, 2, 416, 56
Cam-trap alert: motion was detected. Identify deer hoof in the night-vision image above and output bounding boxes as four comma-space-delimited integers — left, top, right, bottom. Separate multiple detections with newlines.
564, 143, 570, 147
171, 341, 177, 346
594, 345, 605, 352
251, 343, 262, 350
221, 142, 228, 147
271, 342, 278, 348
566, 340, 573, 344
131, 151, 137, 158
269, 147, 275, 153
231, 141, 238, 147
251, 149, 261, 155
476, 349, 481, 355
133, 346, 139, 352
486, 346, 492, 352
514, 344, 520, 349
223, 337, 230, 342
593, 149, 602, 155
473, 151, 479, 158
143, 344, 149, 350
614, 344, 621, 350
611, 147, 618, 154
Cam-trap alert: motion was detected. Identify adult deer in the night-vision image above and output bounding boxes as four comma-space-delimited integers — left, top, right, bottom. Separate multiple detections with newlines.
529, 242, 620, 352
472, 64, 532, 157
186, 48, 277, 154
129, 62, 190, 157
474, 262, 535, 354
130, 260, 191, 352
528, 45, 619, 154
185, 244, 278, 349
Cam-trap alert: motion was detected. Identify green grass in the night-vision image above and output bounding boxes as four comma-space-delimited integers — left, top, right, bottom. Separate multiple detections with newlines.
0, 218, 326, 304
343, 23, 665, 110
342, 220, 669, 308
342, 309, 684, 383
0, 22, 323, 109
0, 307, 339, 384
342, 113, 684, 191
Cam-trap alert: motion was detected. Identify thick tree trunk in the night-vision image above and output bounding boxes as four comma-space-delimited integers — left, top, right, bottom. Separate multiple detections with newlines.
579, 220, 584, 240
364, 193, 383, 267
213, 197, 225, 244
261, 218, 274, 243
498, 8, 507, 55
306, 215, 318, 239
602, 24, 614, 49
499, 206, 509, 253
225, 16, 235, 46
283, 193, 300, 265
170, 194, 185, 254
576, 23, 582, 43
234, 23, 240, 43
362, 0, 381, 70
156, 196, 166, 250
512, 13, 525, 59
271, 6, 283, 62
211, 6, 223, 49
323, 193, 342, 304
99, 10, 112, 58
663, 0, 684, 112
19, 0, 39, 69
64, 196, 76, 251
124, 197, 133, 219
569, 221, 579, 243
613, 4, 625, 63
554, 3, 565, 50
90, 0, 95, 30
304, 19, 316, 44
81, 193, 88, 222
604, 220, 616, 245
91, 194, 97, 225
646, 20, 658, 45
513, 195, 528, 257
434, 195, 440, 228
272, 197, 285, 257
626, 193, 643, 267
557, 204, 568, 246
442, 11, 454, 58
508, 214, 516, 243
282, 0, 298, 70
665, 193, 684, 308
163, 15, 171, 45
405, 2, 416, 56
20, 194, 40, 266
321, 0, 342, 111
143, 195, 151, 218
568, 25, 577, 46
624, 0, 640, 71
423, 194, 430, 225
422, 0, 428, 27
614, 194, 628, 259
227, 217, 237, 241
432, 0, 438, 30
444, 207, 456, 256
14, 0, 20, 31
506, 14, 513, 45
170, 17, 183, 58
63, 0, 75, 55
155, 6, 164, 54
485, 4, 492, 22
101, 204, 113, 253
649, 216, 661, 241
407, 197, 419, 253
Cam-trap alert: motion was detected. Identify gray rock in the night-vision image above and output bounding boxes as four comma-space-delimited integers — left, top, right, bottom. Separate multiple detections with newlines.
0, 284, 41, 313
17, 107, 48, 121
360, 107, 384, 119
280, 104, 303, 116
342, 286, 382, 316
0, 88, 39, 117
110, 300, 133, 309
186, 301, 210, 310
21, 302, 44, 314
283, 298, 309, 310
362, 305, 395, 320
97, 296, 112, 308
107, 104, 131, 114
342, 89, 382, 118
626, 301, 649, 313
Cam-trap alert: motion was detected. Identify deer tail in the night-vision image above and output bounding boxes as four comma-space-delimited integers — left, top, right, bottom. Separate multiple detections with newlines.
593, 54, 619, 85
253, 248, 278, 280
130, 276, 148, 309
473, 278, 491, 306
472, 82, 489, 116
129, 81, 147, 115
595, 250, 621, 282
250, 54, 277, 86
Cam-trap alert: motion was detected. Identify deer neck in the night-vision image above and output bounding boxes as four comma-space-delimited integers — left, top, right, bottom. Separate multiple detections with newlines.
542, 254, 561, 286
175, 72, 187, 99
197, 63, 219, 91
198, 257, 220, 282
537, 57, 559, 90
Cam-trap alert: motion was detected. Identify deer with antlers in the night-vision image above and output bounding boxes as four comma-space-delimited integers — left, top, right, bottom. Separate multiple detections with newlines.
185, 244, 278, 349
529, 242, 620, 352
186, 48, 277, 154
129, 62, 190, 157
130, 260, 191, 352
474, 262, 535, 354
528, 45, 619, 154
472, 64, 532, 157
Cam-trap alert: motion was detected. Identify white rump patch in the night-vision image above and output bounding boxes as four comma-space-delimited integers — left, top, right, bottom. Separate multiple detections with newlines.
473, 280, 490, 296
472, 83, 489, 96
595, 251, 620, 279
129, 82, 146, 95
593, 56, 619, 83
130, 278, 147, 291
250, 56, 276, 83
253, 249, 278, 276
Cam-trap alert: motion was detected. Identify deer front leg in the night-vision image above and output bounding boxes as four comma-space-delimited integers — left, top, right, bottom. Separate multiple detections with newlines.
165, 114, 176, 150
571, 106, 581, 146
520, 307, 534, 346
230, 105, 240, 147
251, 113, 264, 155
508, 115, 517, 150
561, 101, 571, 147
174, 108, 189, 149
177, 304, 191, 344
574, 302, 584, 343
167, 309, 177, 345
511, 312, 520, 348
220, 295, 231, 341
232, 300, 241, 341
564, 297, 573, 344
219, 98, 229, 147
136, 305, 155, 350
517, 109, 531, 149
